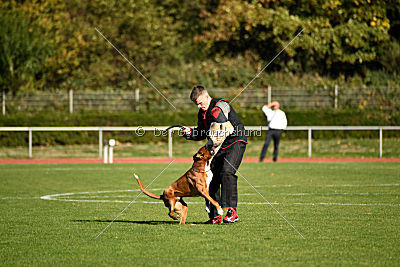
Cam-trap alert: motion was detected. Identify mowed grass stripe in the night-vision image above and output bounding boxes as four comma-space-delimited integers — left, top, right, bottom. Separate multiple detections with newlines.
0, 162, 399, 265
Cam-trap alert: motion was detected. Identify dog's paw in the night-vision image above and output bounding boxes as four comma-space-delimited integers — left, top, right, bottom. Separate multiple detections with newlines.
169, 213, 179, 220
133, 173, 139, 180
218, 209, 223, 216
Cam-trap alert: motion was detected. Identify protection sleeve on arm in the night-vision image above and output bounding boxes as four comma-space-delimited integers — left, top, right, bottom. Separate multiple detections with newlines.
208, 121, 235, 148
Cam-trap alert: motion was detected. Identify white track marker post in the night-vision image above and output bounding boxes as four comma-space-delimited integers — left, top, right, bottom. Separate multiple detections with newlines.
230, 28, 303, 104
109, 139, 115, 164
95, 28, 176, 110
103, 141, 108, 164
94, 159, 176, 239
224, 158, 305, 239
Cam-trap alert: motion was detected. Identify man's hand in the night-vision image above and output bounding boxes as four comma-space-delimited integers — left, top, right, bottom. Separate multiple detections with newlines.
267, 101, 280, 109
182, 126, 191, 136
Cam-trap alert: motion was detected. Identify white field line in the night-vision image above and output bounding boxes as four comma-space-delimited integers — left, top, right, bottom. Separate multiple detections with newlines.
4, 192, 397, 201
40, 197, 400, 207
94, 160, 176, 239
37, 189, 400, 208
2, 185, 398, 200
2, 192, 399, 207
243, 192, 400, 196
252, 184, 400, 188
1, 196, 42, 200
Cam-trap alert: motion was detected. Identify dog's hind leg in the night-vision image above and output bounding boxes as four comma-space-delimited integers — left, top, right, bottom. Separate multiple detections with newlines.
164, 187, 179, 220
175, 199, 188, 225
167, 197, 179, 220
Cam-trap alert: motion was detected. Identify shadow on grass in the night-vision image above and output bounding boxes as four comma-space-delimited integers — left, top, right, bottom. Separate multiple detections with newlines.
72, 219, 206, 225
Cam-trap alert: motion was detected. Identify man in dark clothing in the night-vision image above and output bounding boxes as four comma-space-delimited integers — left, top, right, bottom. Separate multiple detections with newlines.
182, 85, 247, 224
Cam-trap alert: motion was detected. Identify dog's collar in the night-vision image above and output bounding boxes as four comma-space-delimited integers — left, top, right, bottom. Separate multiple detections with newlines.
190, 167, 208, 173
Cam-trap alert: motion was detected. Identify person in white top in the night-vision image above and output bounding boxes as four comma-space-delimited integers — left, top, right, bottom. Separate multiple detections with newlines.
259, 101, 287, 162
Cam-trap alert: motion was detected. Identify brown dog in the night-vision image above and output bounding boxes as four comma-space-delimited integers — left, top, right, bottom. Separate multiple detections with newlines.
134, 146, 223, 224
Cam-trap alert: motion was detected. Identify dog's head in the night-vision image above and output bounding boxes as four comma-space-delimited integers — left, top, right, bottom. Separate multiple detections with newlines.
192, 146, 213, 162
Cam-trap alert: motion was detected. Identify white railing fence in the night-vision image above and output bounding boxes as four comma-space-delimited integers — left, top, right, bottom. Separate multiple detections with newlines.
1, 126, 399, 159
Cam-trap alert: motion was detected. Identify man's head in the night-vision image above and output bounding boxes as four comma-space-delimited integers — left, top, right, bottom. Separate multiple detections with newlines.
271, 101, 280, 110
190, 85, 212, 111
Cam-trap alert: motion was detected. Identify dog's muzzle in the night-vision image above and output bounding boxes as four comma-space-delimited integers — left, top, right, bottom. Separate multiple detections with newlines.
205, 141, 215, 156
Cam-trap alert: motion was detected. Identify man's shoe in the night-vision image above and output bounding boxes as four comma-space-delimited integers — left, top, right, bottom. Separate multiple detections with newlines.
205, 215, 223, 224
223, 208, 239, 223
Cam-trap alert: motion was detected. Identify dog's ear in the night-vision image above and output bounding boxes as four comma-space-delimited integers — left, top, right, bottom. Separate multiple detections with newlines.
193, 152, 203, 161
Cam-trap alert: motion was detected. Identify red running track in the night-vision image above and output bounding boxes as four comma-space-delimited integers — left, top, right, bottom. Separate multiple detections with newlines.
0, 157, 399, 164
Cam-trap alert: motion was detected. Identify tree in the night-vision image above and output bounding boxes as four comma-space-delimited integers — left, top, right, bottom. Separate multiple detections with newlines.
0, 4, 52, 93
196, 0, 392, 75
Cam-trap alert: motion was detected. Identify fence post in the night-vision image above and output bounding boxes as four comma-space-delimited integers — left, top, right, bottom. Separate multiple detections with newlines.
69, 89, 73, 113
99, 128, 103, 158
28, 128, 32, 158
103, 143, 108, 164
334, 85, 338, 109
135, 88, 139, 111
308, 128, 312, 158
168, 129, 173, 158
267, 85, 272, 104
2, 90, 5, 115
379, 128, 382, 158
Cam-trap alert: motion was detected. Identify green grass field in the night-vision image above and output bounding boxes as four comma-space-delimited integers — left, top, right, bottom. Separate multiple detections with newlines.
1, 162, 399, 265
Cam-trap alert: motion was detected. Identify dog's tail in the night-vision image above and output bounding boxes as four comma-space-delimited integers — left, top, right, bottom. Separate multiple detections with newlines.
134, 173, 161, 199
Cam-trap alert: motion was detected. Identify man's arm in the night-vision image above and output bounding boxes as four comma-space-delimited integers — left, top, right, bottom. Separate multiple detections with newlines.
207, 101, 235, 148
182, 112, 207, 141
282, 110, 288, 129
210, 100, 229, 123
262, 101, 279, 119
262, 105, 273, 119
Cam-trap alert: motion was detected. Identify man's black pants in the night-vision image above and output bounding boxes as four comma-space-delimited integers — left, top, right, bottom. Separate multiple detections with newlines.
259, 129, 282, 162
207, 141, 246, 218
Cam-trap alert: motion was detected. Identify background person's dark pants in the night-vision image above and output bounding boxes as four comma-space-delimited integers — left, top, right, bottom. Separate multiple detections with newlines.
259, 129, 282, 162
207, 142, 246, 219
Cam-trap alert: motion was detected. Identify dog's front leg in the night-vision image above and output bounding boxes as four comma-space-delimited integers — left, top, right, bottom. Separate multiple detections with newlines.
196, 186, 224, 216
